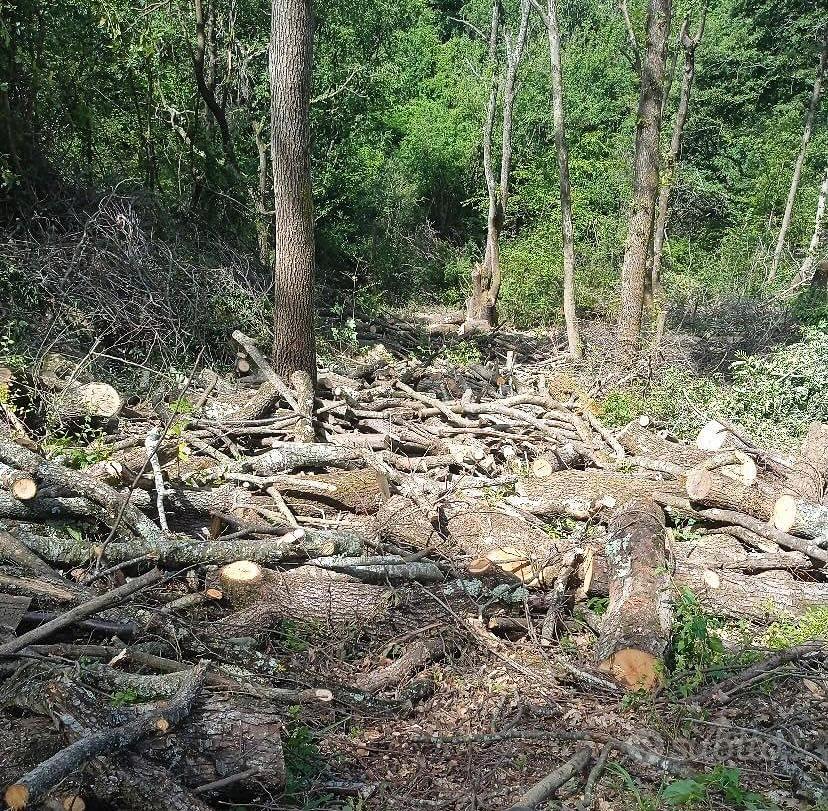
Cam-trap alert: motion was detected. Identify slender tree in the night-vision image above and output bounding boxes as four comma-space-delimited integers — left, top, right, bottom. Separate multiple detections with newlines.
616, 0, 672, 352
787, 167, 828, 293
651, 8, 705, 299
465, 0, 532, 331
270, 0, 317, 381
767, 26, 828, 282
533, 0, 582, 358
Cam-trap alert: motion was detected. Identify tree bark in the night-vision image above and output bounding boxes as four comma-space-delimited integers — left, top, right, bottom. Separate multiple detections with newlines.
768, 26, 828, 281
270, 0, 317, 381
465, 0, 531, 330
651, 9, 704, 298
788, 166, 828, 291
782, 422, 828, 503
595, 499, 672, 690
616, 0, 671, 351
537, 0, 582, 358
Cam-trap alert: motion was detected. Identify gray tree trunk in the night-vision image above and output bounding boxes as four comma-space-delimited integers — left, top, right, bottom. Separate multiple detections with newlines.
767, 28, 828, 282
616, 0, 671, 353
270, 0, 317, 381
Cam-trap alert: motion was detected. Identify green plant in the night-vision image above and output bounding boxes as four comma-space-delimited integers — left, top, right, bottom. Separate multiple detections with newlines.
606, 762, 658, 811
586, 596, 609, 615
667, 587, 725, 696
661, 766, 774, 809
441, 340, 482, 367
282, 723, 326, 800
763, 605, 828, 648
110, 687, 139, 707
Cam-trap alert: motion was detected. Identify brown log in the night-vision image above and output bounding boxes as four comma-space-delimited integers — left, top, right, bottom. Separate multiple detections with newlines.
211, 564, 389, 634
353, 638, 446, 694
773, 495, 828, 540
513, 470, 683, 520
618, 423, 705, 468
46, 382, 123, 423
783, 422, 828, 502
685, 467, 774, 521
4, 663, 206, 809
445, 502, 564, 587
274, 467, 390, 515
595, 499, 672, 691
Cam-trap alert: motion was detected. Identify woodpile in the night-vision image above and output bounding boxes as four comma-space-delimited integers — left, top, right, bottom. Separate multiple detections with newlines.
0, 325, 826, 807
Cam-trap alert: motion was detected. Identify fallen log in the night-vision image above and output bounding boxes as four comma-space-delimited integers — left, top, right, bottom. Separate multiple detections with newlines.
773, 495, 828, 540
505, 747, 591, 811
512, 470, 683, 520
685, 467, 774, 521
0, 464, 38, 501
10, 522, 364, 568
595, 499, 672, 691
248, 442, 363, 474
619, 423, 705, 468
212, 564, 390, 633
3, 662, 207, 809
782, 422, 828, 502
376, 495, 438, 550
354, 638, 446, 694
273, 467, 390, 515
45, 382, 123, 424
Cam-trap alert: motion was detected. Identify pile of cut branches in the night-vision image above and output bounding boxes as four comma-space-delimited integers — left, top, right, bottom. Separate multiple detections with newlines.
0, 320, 826, 810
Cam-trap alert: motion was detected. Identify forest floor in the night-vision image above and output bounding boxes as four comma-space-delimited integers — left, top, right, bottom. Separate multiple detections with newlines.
0, 304, 826, 811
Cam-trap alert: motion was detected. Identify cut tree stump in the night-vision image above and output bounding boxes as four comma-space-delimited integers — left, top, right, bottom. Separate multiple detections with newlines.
595, 499, 673, 691
218, 560, 266, 607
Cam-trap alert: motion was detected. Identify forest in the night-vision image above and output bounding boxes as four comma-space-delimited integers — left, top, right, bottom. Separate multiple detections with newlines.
0, 0, 827, 808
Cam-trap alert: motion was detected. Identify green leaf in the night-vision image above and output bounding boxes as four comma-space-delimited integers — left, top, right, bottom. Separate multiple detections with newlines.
661, 778, 706, 805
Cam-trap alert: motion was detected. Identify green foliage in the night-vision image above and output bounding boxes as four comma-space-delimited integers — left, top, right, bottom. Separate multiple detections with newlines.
764, 605, 828, 649
668, 587, 725, 696
110, 687, 139, 707
661, 766, 774, 809
282, 723, 326, 800
586, 596, 609, 615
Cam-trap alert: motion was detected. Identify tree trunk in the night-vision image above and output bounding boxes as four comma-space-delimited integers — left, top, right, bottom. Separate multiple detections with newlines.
540, 0, 582, 358
595, 499, 672, 690
782, 422, 828, 503
788, 166, 828, 291
767, 28, 828, 281
616, 0, 671, 351
465, 0, 531, 331
270, 0, 317, 381
651, 9, 704, 298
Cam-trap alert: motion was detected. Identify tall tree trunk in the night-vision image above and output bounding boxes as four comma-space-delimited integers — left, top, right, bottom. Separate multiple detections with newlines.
651, 9, 704, 298
616, 0, 671, 353
465, 0, 531, 331
767, 27, 828, 282
787, 166, 828, 292
270, 0, 317, 382
536, 0, 582, 358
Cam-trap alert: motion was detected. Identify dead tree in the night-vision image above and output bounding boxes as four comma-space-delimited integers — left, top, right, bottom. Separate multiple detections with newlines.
465, 0, 532, 332
534, 0, 582, 359
651, 8, 705, 299
767, 26, 828, 281
270, 0, 318, 381
616, 0, 672, 352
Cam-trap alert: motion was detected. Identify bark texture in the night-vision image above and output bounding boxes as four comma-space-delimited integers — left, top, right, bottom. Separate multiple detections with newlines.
270, 0, 317, 380
616, 0, 671, 350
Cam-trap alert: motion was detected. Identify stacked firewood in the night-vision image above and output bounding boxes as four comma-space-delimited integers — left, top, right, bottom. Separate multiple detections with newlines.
0, 324, 827, 809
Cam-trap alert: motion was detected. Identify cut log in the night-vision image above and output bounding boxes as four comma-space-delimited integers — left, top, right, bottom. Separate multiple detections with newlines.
685, 467, 774, 521
0, 464, 38, 501
619, 424, 705, 468
773, 495, 828, 540
782, 422, 828, 502
353, 638, 446, 694
218, 560, 266, 608
695, 420, 730, 452
211, 565, 389, 634
273, 468, 390, 515
595, 499, 672, 691
511, 470, 683, 520
47, 382, 123, 423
